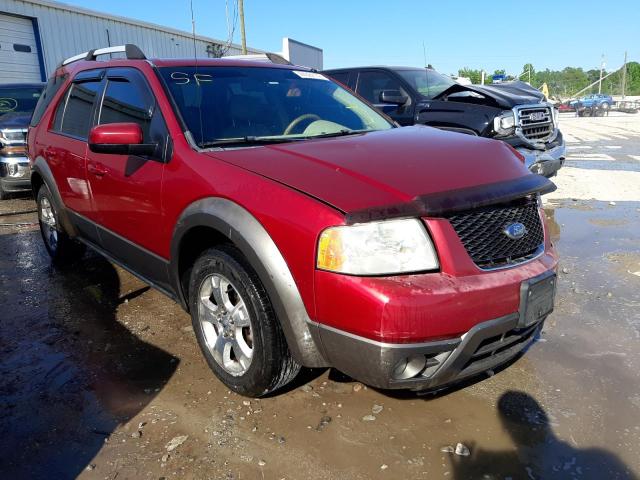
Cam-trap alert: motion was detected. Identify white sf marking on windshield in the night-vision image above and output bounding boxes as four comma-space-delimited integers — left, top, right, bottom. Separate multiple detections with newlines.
169, 72, 213, 85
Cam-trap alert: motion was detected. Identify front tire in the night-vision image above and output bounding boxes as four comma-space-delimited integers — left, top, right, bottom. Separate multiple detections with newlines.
36, 184, 84, 263
188, 245, 300, 397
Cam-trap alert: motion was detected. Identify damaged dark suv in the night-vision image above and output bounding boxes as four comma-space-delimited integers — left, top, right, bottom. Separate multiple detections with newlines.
324, 67, 565, 177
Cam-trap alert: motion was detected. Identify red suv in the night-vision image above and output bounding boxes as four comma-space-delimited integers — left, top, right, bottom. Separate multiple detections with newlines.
28, 45, 558, 397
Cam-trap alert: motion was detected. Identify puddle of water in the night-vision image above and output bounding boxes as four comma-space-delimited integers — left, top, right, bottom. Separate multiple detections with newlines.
0, 198, 638, 479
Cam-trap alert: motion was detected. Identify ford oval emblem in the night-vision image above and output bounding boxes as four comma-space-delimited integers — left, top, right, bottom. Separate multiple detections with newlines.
503, 222, 527, 240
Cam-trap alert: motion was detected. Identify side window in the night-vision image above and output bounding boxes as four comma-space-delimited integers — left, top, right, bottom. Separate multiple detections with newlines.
99, 68, 169, 160
328, 71, 351, 87
53, 80, 103, 139
51, 87, 68, 131
31, 73, 68, 127
357, 71, 405, 104
99, 72, 154, 141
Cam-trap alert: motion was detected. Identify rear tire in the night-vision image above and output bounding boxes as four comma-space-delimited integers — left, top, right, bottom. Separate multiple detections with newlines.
188, 245, 300, 397
36, 184, 84, 263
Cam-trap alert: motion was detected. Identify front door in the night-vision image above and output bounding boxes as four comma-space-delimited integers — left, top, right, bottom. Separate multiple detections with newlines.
86, 67, 170, 285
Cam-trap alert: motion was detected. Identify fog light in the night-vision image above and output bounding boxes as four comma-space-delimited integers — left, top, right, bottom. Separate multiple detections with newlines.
393, 355, 427, 380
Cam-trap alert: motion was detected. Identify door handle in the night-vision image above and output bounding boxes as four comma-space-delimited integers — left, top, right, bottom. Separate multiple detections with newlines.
87, 163, 108, 177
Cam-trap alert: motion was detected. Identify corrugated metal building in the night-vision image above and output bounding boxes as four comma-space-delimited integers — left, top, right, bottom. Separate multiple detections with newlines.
0, 0, 263, 83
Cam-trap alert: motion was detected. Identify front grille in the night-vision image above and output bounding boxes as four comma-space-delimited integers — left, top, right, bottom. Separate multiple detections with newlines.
446, 197, 544, 269
515, 106, 554, 142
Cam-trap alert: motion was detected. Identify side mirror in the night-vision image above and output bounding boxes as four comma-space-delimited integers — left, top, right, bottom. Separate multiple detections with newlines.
88, 123, 157, 156
379, 90, 408, 106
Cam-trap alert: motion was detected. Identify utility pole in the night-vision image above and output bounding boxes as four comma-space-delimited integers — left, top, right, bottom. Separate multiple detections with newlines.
598, 54, 605, 94
238, 0, 247, 54
621, 51, 628, 99
481, 70, 485, 85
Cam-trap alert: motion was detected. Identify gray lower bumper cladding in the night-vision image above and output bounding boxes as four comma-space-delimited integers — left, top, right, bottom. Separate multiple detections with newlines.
315, 313, 545, 391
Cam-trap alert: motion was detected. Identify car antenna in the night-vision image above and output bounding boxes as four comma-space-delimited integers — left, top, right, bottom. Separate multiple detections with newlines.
190, 0, 205, 145
423, 41, 431, 96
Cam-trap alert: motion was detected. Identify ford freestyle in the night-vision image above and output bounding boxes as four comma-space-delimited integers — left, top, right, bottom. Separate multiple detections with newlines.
28, 45, 558, 397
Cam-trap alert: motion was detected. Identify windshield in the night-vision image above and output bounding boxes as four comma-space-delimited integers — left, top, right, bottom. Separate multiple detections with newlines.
0, 86, 43, 122
397, 69, 455, 99
159, 66, 393, 147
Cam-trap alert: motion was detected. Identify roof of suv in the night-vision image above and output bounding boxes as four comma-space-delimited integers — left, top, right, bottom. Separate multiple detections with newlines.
151, 58, 307, 70
56, 44, 312, 76
58, 57, 311, 78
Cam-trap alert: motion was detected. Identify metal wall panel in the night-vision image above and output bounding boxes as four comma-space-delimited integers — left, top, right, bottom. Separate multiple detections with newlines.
0, 0, 260, 80
0, 12, 42, 82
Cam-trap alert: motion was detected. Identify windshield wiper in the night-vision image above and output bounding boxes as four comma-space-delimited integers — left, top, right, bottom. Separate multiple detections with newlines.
304, 129, 370, 139
200, 136, 305, 148
200, 130, 370, 148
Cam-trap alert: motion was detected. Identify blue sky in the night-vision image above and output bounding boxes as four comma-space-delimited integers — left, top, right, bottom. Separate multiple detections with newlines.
70, 0, 637, 75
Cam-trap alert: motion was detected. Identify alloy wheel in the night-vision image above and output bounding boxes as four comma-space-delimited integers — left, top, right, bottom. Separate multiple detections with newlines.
40, 196, 58, 252
197, 273, 253, 376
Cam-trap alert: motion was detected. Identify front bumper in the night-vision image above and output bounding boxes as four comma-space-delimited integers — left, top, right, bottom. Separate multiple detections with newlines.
315, 269, 556, 391
517, 140, 566, 178
316, 312, 546, 391
0, 156, 31, 192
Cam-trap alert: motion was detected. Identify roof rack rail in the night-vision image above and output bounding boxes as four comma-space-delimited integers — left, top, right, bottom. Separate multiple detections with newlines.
59, 44, 146, 67
222, 53, 292, 65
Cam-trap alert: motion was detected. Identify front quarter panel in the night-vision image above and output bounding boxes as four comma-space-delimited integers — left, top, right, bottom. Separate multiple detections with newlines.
163, 146, 345, 366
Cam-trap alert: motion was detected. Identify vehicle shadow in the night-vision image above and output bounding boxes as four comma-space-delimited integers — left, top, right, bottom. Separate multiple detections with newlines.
0, 230, 179, 479
448, 390, 638, 480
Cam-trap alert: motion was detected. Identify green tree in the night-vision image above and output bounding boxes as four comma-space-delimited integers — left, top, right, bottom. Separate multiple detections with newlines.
458, 67, 484, 84
623, 61, 640, 95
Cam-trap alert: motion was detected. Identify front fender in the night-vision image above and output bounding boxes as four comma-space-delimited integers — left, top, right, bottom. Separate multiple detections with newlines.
170, 197, 328, 368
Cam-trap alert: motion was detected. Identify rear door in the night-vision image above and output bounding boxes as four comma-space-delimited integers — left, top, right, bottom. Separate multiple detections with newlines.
355, 69, 414, 125
46, 69, 104, 242
86, 67, 171, 286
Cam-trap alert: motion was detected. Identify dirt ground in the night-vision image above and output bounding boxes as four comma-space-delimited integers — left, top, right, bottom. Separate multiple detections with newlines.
1, 114, 639, 480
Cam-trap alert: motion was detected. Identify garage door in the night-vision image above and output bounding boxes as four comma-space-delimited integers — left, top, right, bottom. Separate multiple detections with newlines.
0, 13, 43, 83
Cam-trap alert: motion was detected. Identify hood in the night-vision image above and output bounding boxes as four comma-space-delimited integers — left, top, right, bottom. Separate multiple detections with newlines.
0, 111, 31, 130
435, 81, 545, 108
207, 126, 539, 218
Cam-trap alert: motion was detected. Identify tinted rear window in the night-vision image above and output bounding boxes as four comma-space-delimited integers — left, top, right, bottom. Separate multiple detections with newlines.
54, 81, 103, 139
31, 75, 66, 127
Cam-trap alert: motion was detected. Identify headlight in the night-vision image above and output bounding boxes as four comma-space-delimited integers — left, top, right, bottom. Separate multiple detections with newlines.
317, 218, 439, 275
493, 111, 515, 135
